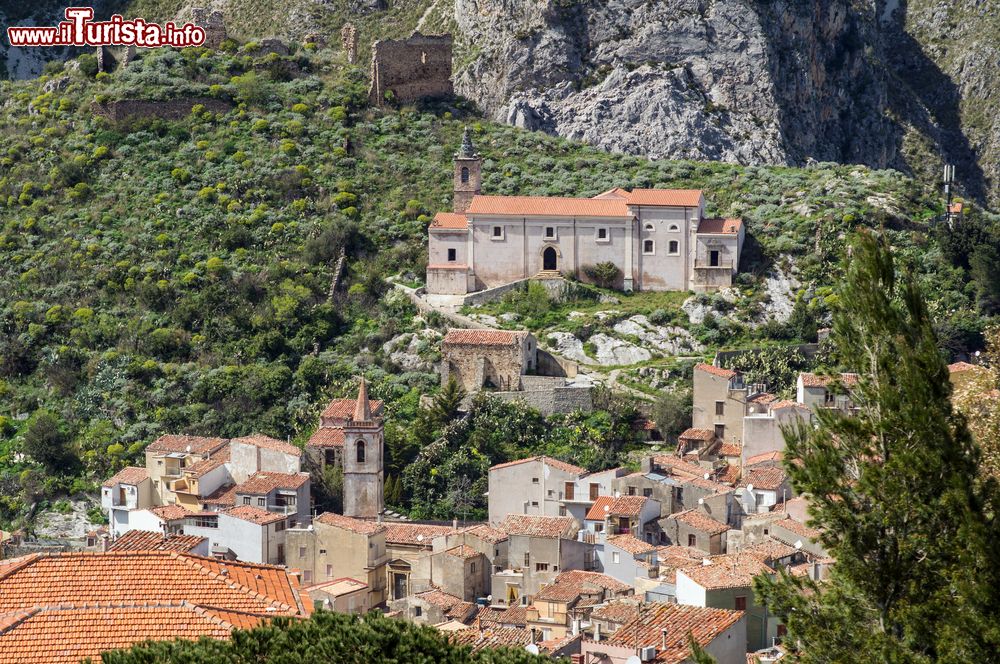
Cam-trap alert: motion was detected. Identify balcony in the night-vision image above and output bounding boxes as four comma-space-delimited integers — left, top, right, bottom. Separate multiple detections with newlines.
694, 259, 734, 270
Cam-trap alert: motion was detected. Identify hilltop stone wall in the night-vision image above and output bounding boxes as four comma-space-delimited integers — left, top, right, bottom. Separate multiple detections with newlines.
92, 97, 232, 124
368, 32, 452, 106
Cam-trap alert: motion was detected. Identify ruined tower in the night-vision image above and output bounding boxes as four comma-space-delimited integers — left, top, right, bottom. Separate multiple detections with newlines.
453, 127, 482, 214
342, 377, 384, 519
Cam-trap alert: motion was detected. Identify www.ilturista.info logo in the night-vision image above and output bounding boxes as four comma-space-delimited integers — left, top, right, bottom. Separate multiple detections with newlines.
7, 7, 206, 48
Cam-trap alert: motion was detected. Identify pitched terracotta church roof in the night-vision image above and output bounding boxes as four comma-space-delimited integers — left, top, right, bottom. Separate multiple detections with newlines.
430, 212, 468, 229
467, 195, 629, 217
625, 189, 703, 207
697, 217, 743, 234
443, 329, 530, 346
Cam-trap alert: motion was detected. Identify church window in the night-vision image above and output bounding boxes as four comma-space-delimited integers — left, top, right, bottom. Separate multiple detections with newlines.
545, 226, 556, 239
491, 226, 504, 240
669, 224, 679, 232
668, 240, 679, 255
447, 248, 457, 262
356, 440, 366, 463
595, 227, 609, 242
643, 240, 655, 255
644, 223, 655, 232
460, 166, 469, 184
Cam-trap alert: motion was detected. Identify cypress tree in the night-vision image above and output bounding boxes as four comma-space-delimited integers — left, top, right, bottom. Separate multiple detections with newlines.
755, 232, 1000, 662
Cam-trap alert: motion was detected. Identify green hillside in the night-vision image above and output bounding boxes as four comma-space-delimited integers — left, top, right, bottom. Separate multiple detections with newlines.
0, 40, 996, 527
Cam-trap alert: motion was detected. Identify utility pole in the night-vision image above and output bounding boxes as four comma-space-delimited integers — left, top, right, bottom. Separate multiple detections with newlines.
943, 164, 956, 228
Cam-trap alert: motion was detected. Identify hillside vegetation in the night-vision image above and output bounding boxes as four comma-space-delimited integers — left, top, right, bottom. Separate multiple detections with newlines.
0, 39, 996, 528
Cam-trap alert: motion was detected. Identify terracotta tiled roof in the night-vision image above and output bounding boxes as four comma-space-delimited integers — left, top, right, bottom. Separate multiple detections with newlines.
948, 361, 978, 373
748, 392, 777, 404
715, 464, 741, 485
0, 551, 308, 663
415, 588, 464, 609
235, 472, 310, 495
534, 582, 587, 603
769, 400, 807, 411
605, 602, 743, 663
498, 514, 576, 539
554, 570, 632, 593
320, 397, 385, 420
772, 516, 821, 543
444, 545, 482, 559
655, 546, 705, 583
798, 372, 859, 388
585, 495, 649, 520
102, 466, 149, 488
303, 577, 367, 596
668, 509, 730, 536
202, 484, 237, 507
489, 455, 586, 475
718, 443, 741, 457
679, 427, 716, 441
230, 434, 301, 457
109, 530, 205, 553
461, 524, 509, 544
606, 534, 656, 555
384, 523, 456, 546
307, 427, 346, 448
223, 506, 287, 526
591, 600, 642, 625
496, 604, 527, 626
430, 212, 468, 229
148, 504, 193, 521
474, 606, 509, 627
739, 467, 788, 491
147, 435, 227, 455
949, 202, 964, 214
467, 195, 628, 218
694, 363, 737, 379
697, 217, 743, 234
679, 554, 771, 590
444, 329, 530, 347
745, 451, 784, 466
625, 189, 702, 207
741, 538, 799, 563
592, 187, 629, 199
448, 627, 539, 653
185, 446, 230, 478
315, 512, 385, 535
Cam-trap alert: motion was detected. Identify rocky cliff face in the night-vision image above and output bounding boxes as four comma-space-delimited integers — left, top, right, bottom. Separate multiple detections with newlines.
452, 0, 997, 203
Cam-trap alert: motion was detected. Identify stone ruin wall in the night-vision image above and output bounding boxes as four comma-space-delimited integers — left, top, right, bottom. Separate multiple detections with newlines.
368, 32, 453, 105
190, 8, 227, 49
92, 98, 233, 124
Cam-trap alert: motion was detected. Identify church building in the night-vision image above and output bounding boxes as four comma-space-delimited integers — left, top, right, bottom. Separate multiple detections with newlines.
427, 128, 745, 295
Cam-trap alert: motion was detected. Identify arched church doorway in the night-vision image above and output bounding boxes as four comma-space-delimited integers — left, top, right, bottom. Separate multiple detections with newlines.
543, 246, 557, 271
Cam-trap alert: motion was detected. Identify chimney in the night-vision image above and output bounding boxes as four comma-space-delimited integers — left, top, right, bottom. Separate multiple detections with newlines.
353, 376, 372, 422
593, 622, 601, 642
453, 518, 458, 529
661, 628, 669, 650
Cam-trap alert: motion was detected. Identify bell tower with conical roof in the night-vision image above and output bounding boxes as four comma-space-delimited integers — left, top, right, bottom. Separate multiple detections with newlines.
453, 126, 482, 214
343, 377, 384, 518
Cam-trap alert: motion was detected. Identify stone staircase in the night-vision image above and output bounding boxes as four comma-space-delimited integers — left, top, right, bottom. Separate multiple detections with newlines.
533, 270, 562, 280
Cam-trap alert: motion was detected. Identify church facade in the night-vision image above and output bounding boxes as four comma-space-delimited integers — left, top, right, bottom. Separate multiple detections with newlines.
427, 129, 745, 295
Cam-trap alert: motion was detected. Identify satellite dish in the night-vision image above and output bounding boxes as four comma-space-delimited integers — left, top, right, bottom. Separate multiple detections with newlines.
604, 505, 610, 512
794, 540, 803, 549
698, 498, 705, 505
703, 473, 710, 480
416, 535, 424, 542
746, 484, 755, 492
525, 644, 540, 655
625, 656, 643, 664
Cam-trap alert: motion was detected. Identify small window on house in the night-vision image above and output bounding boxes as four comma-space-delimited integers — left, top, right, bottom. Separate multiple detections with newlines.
471, 562, 476, 573
643, 240, 655, 255
688, 534, 697, 547
735, 596, 747, 611
275, 520, 285, 532
303, 570, 312, 583
258, 497, 266, 507
319, 549, 327, 555
643, 488, 652, 498
356, 440, 366, 463
763, 529, 769, 536
532, 477, 539, 484
559, 506, 567, 516
545, 226, 556, 239
644, 223, 655, 232
299, 546, 306, 558
668, 240, 679, 255
524, 553, 530, 566
714, 424, 725, 439
243, 496, 251, 505
547, 489, 554, 497
447, 248, 457, 262
715, 401, 725, 416
535, 563, 549, 572
612, 552, 620, 564
627, 486, 636, 496
530, 501, 539, 507
589, 483, 600, 500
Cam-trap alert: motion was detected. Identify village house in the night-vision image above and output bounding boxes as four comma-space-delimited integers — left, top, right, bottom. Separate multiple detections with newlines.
488, 456, 624, 524
491, 514, 590, 606
524, 570, 633, 641
284, 512, 389, 607
796, 372, 860, 412
427, 129, 744, 296
0, 550, 310, 664
106, 529, 208, 555
394, 588, 479, 626
736, 465, 792, 517
603, 534, 659, 587
646, 545, 707, 603
741, 399, 811, 465
579, 602, 747, 664
676, 553, 780, 652
384, 522, 462, 601
661, 509, 731, 555
302, 577, 370, 614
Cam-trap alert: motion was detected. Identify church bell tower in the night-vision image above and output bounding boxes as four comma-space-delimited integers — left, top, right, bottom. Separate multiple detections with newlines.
342, 377, 384, 519
453, 126, 482, 214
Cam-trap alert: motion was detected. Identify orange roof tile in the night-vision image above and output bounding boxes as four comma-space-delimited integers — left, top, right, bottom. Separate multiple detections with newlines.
148, 504, 193, 521
108, 530, 205, 553
694, 363, 737, 379
718, 443, 741, 456
585, 495, 649, 520
202, 484, 237, 507
554, 570, 632, 594
679, 427, 716, 441
798, 372, 859, 388
592, 187, 630, 200
467, 195, 628, 217
604, 603, 743, 663
443, 328, 530, 347
102, 466, 149, 488
948, 361, 979, 373
461, 524, 509, 544
679, 553, 771, 590
320, 397, 385, 420
185, 446, 230, 478
697, 217, 743, 234
772, 516, 821, 543
430, 212, 468, 230
489, 455, 586, 475
384, 523, 457, 546
741, 538, 799, 563
606, 534, 657, 555
448, 627, 540, 653
147, 435, 227, 455
223, 505, 287, 526
303, 577, 368, 596
591, 600, 642, 624
626, 189, 702, 207
444, 545, 482, 559
739, 467, 788, 491
235, 472, 310, 495
498, 514, 576, 539
769, 400, 807, 411
668, 509, 730, 536
315, 512, 385, 535
307, 427, 346, 448
745, 451, 784, 466
230, 434, 301, 456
